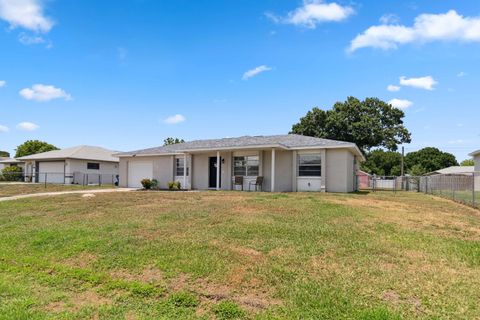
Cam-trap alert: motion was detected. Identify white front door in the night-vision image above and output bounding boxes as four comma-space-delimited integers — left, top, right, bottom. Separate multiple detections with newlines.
128, 161, 153, 188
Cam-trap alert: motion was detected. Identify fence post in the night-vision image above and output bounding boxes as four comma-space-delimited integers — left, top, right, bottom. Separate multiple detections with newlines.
473, 173, 476, 208
99, 174, 102, 186
44, 173, 47, 188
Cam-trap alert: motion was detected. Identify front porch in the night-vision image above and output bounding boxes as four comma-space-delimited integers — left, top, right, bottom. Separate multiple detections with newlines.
174, 148, 325, 192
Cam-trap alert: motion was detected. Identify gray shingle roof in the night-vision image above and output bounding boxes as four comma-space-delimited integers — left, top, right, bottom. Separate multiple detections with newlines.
17, 145, 120, 162
116, 134, 362, 157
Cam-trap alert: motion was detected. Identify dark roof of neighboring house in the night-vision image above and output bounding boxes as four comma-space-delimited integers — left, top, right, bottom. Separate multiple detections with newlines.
116, 134, 364, 159
17, 145, 120, 162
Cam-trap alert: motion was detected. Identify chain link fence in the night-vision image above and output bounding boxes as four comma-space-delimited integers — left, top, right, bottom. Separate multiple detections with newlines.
357, 172, 479, 209
0, 172, 118, 186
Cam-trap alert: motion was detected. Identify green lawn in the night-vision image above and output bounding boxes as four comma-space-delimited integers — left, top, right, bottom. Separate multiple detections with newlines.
0, 190, 479, 319
0, 184, 116, 198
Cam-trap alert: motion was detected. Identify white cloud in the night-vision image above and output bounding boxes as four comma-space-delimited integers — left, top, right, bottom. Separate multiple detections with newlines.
387, 84, 401, 92
0, 0, 53, 33
400, 76, 437, 90
0, 125, 9, 132
164, 114, 186, 125
457, 71, 466, 77
349, 10, 480, 52
266, 0, 354, 29
379, 14, 400, 25
388, 98, 413, 110
18, 32, 45, 45
17, 121, 39, 131
242, 65, 272, 80
0, 80, 5, 87
19, 84, 72, 102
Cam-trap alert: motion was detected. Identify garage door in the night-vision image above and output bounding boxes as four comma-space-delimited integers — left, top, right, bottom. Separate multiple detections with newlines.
128, 161, 153, 188
38, 161, 65, 184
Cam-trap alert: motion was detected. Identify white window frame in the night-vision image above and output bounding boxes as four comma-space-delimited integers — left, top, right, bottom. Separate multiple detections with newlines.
233, 153, 259, 177
297, 152, 321, 177
175, 157, 189, 176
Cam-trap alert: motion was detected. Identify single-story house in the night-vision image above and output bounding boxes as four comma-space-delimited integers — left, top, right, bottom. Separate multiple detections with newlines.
425, 166, 475, 176
116, 134, 365, 192
17, 145, 120, 184
470, 150, 480, 172
0, 158, 25, 171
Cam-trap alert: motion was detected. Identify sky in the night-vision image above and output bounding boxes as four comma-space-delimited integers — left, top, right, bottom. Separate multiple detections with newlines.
0, 0, 479, 161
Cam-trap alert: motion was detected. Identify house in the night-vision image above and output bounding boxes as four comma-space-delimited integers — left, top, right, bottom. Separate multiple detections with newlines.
17, 145, 120, 185
425, 166, 475, 176
0, 158, 25, 171
356, 170, 371, 189
470, 150, 480, 172
116, 134, 365, 192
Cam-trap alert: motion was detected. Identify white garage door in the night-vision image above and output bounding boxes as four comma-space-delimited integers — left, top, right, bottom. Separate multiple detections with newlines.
38, 161, 65, 184
128, 161, 153, 188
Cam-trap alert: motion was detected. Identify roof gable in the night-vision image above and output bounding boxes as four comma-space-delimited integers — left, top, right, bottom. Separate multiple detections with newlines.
17, 145, 120, 162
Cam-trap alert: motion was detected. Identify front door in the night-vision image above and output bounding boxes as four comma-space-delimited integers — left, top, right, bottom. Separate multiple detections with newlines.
209, 157, 221, 188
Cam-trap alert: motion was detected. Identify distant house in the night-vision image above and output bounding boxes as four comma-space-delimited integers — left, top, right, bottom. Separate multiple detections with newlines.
116, 134, 365, 192
17, 145, 120, 184
0, 158, 24, 171
426, 166, 475, 176
356, 170, 371, 189
470, 150, 480, 172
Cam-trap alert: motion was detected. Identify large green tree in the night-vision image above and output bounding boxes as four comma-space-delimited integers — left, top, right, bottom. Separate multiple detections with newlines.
15, 140, 59, 158
163, 137, 185, 146
361, 150, 402, 176
0, 151, 10, 157
291, 97, 411, 151
405, 147, 458, 175
460, 159, 475, 166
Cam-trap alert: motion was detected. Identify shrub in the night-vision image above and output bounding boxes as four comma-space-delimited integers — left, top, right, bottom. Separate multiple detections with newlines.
141, 178, 153, 189
168, 291, 199, 308
212, 301, 245, 319
1, 166, 23, 182
167, 181, 181, 190
151, 179, 158, 189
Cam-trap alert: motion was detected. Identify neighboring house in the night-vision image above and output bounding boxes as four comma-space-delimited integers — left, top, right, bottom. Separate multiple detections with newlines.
0, 158, 25, 171
17, 145, 120, 184
116, 134, 364, 192
356, 170, 371, 189
426, 166, 475, 176
470, 150, 480, 171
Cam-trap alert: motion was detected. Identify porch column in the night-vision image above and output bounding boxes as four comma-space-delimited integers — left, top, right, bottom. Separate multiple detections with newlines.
183, 153, 187, 190
271, 148, 275, 192
216, 151, 220, 190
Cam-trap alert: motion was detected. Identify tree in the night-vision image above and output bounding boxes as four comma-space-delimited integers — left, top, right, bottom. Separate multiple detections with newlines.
405, 147, 458, 175
460, 159, 475, 166
163, 137, 185, 146
291, 97, 411, 152
0, 151, 10, 157
361, 149, 402, 176
15, 140, 59, 158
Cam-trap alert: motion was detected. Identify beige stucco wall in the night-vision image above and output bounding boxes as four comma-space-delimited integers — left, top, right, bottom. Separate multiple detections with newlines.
191, 152, 232, 190
325, 148, 356, 193
475, 155, 480, 171
67, 159, 119, 184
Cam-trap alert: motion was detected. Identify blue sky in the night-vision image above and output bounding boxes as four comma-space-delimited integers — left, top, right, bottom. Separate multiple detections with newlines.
0, 0, 479, 161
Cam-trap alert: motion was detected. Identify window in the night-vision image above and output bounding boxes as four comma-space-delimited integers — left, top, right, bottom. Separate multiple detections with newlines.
87, 162, 100, 170
233, 155, 259, 176
176, 157, 189, 176
298, 154, 321, 177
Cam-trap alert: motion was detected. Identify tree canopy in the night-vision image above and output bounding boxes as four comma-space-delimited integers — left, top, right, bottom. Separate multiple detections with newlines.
404, 147, 458, 175
15, 140, 59, 158
361, 150, 402, 176
291, 97, 411, 152
460, 159, 475, 166
0, 151, 10, 158
163, 137, 185, 146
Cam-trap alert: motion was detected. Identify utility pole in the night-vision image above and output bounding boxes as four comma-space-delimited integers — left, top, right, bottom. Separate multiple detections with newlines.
401, 146, 405, 177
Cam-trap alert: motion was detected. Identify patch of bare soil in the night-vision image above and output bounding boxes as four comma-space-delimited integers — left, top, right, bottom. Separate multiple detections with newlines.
110, 266, 164, 284
63, 252, 97, 269
45, 290, 112, 313
382, 290, 422, 314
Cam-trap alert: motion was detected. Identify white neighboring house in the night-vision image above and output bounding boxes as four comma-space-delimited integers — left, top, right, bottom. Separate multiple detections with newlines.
17, 146, 120, 185
0, 158, 25, 171
426, 166, 475, 176
470, 150, 480, 172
